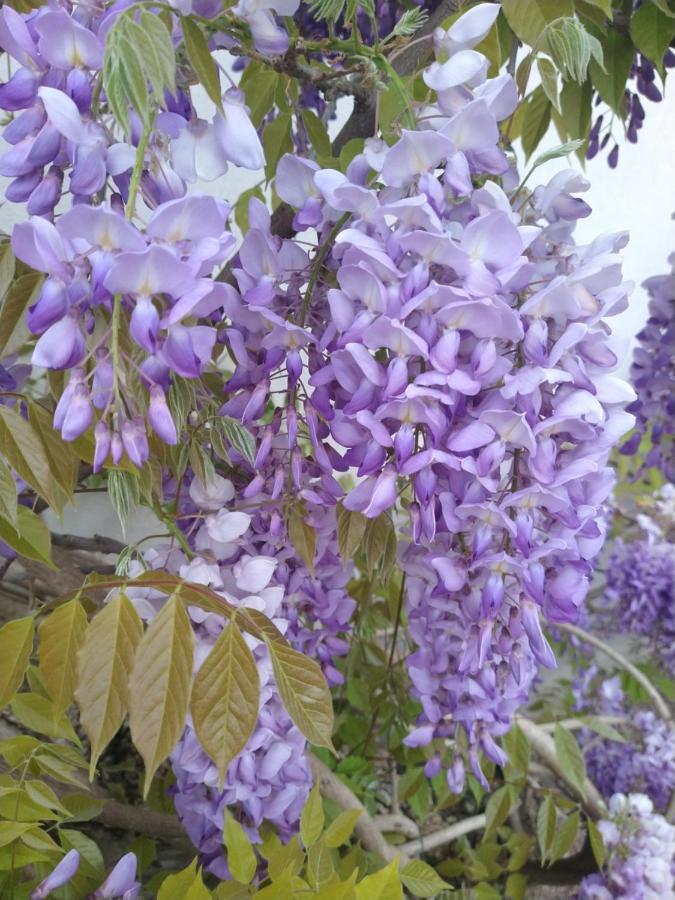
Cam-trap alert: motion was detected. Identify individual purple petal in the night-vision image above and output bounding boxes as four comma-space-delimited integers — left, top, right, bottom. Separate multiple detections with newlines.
91, 852, 139, 899
32, 316, 85, 370
148, 386, 178, 444
30, 849, 80, 900
104, 245, 195, 298
130, 297, 160, 353
60, 383, 93, 441
121, 417, 149, 468
35, 10, 104, 70
93, 421, 111, 472
214, 89, 264, 170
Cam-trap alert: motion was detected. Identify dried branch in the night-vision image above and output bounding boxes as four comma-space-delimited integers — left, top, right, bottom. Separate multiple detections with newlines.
400, 814, 487, 855
96, 799, 191, 847
50, 533, 127, 556
517, 718, 607, 819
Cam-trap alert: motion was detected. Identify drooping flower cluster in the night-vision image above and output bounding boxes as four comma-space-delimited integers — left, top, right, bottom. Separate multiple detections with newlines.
572, 669, 675, 811
11, 196, 237, 467
587, 50, 675, 167
603, 537, 675, 671
621, 253, 675, 480
31, 850, 139, 900
577, 793, 675, 899
249, 4, 636, 788
125, 464, 355, 873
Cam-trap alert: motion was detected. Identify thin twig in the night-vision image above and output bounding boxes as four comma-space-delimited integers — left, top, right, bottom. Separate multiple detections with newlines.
557, 622, 672, 724
399, 814, 487, 855
50, 533, 127, 555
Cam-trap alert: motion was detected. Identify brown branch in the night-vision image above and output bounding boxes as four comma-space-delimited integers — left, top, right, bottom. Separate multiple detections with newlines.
517, 719, 606, 819
308, 755, 402, 863
95, 799, 191, 847
271, 0, 460, 239
50, 533, 127, 556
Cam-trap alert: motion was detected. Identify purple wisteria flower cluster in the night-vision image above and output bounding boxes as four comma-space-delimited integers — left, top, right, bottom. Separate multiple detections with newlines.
573, 669, 675, 811
621, 253, 675, 480
244, 4, 634, 790
577, 793, 675, 900
124, 465, 355, 873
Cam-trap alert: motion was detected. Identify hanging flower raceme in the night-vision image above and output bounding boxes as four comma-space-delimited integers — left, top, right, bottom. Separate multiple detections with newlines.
576, 793, 675, 899
621, 253, 675, 481
260, 7, 636, 788
11, 195, 236, 466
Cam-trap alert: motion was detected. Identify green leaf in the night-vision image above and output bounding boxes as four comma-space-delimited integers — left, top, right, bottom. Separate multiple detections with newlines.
548, 810, 580, 863
400, 860, 450, 898
0, 616, 34, 708
0, 457, 17, 526
364, 513, 396, 579
0, 506, 54, 568
268, 640, 334, 750
301, 109, 331, 158
579, 0, 613, 15
219, 416, 256, 466
75, 591, 144, 779
181, 17, 222, 109
263, 114, 293, 182
650, 0, 675, 18
240, 64, 278, 129
190, 620, 259, 787
0, 271, 42, 359
116, 33, 150, 127
28, 402, 77, 506
335, 503, 367, 564
543, 17, 603, 84
537, 57, 560, 111
323, 809, 362, 848
355, 858, 402, 899
139, 11, 176, 93
0, 241, 15, 301
587, 816, 606, 867
224, 812, 257, 884
107, 469, 140, 531
502, 724, 530, 785
38, 599, 88, 719
11, 693, 80, 743
484, 785, 513, 838
300, 784, 325, 849
501, 0, 573, 46
521, 86, 551, 160
0, 406, 64, 513
505, 872, 528, 900
128, 593, 194, 796
536, 795, 556, 863
59, 828, 105, 878
631, 2, 675, 74
559, 78, 592, 139
0, 822, 34, 848
158, 859, 208, 899
590, 28, 634, 114
530, 139, 584, 171
581, 716, 627, 743
288, 504, 317, 575
554, 724, 587, 800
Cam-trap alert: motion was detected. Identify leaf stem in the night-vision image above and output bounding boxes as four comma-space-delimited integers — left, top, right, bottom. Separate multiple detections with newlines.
126, 126, 151, 221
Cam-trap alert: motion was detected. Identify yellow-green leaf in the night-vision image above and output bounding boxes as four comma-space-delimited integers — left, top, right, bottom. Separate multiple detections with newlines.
224, 812, 257, 884
75, 591, 144, 779
501, 0, 573, 46
190, 620, 259, 787
0, 271, 41, 359
0, 406, 63, 513
0, 822, 34, 848
355, 857, 402, 900
553, 724, 587, 800
28, 402, 77, 505
400, 860, 451, 898
323, 809, 362, 848
181, 16, 222, 109
268, 640, 334, 750
0, 456, 17, 527
0, 505, 55, 568
38, 598, 88, 719
335, 503, 367, 564
0, 616, 34, 708
288, 504, 317, 575
300, 784, 324, 848
128, 593, 193, 796
548, 810, 580, 863
11, 693, 80, 743
158, 859, 208, 899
